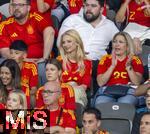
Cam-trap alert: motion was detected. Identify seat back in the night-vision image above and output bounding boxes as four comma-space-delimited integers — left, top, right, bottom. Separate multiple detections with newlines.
95, 102, 136, 134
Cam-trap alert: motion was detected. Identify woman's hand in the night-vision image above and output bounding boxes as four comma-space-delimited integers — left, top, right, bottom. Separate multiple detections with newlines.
111, 50, 117, 68
126, 54, 133, 71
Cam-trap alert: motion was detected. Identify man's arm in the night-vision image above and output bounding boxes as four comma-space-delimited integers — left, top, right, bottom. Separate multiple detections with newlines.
36, 0, 51, 13
0, 47, 10, 58
115, 0, 131, 23
43, 26, 55, 59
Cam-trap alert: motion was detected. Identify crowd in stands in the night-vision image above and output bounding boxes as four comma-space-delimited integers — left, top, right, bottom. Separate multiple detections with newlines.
0, 0, 149, 133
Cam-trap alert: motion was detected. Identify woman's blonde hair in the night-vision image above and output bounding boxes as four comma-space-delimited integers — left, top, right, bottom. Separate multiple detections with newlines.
112, 31, 135, 55
59, 29, 86, 72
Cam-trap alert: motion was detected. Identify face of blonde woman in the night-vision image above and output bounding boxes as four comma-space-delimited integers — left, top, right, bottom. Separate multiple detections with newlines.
62, 35, 77, 54
112, 35, 128, 57
6, 93, 22, 110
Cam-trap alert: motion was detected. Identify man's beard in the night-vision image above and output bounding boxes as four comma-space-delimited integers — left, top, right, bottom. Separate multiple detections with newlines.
13, 10, 26, 20
83, 11, 100, 23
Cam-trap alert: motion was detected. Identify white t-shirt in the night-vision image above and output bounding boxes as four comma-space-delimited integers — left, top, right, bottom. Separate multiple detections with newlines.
57, 13, 119, 60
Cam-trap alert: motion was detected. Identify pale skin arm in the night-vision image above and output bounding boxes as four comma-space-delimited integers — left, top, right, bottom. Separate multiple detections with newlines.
135, 81, 150, 96
43, 26, 55, 60
0, 48, 10, 58
65, 127, 76, 134
143, 0, 150, 16
115, 0, 131, 22
36, 0, 51, 13
97, 53, 117, 87
44, 126, 65, 134
126, 55, 143, 85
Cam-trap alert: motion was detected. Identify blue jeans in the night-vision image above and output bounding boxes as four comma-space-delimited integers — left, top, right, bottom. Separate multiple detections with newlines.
37, 61, 47, 86
93, 86, 138, 106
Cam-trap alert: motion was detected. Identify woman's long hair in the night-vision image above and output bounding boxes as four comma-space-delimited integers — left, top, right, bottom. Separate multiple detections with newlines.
59, 29, 86, 72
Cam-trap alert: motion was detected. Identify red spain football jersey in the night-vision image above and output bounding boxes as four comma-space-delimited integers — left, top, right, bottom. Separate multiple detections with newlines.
97, 55, 144, 86
0, 12, 52, 58
128, 1, 150, 27
61, 59, 92, 88
21, 61, 38, 108
49, 107, 76, 129
36, 83, 76, 110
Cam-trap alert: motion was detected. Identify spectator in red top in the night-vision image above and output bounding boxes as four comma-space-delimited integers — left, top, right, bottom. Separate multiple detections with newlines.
0, 59, 21, 93
9, 40, 38, 109
96, 32, 144, 105
36, 58, 76, 110
58, 29, 92, 107
30, 0, 55, 23
0, 0, 55, 61
116, 0, 150, 27
41, 81, 76, 134
68, 0, 83, 14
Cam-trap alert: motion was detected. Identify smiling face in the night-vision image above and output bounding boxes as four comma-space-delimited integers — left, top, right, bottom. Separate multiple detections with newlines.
0, 66, 12, 87
83, 0, 103, 23
61, 35, 77, 54
112, 35, 128, 57
6, 92, 22, 110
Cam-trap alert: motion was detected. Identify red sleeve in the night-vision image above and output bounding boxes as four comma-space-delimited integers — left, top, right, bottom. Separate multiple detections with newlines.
65, 110, 76, 129
32, 12, 53, 33
0, 21, 11, 48
97, 55, 112, 75
132, 56, 144, 74
28, 62, 38, 87
60, 83, 76, 110
81, 60, 92, 88
36, 86, 44, 108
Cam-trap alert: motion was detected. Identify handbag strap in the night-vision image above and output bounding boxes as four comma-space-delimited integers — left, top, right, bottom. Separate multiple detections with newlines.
56, 107, 63, 125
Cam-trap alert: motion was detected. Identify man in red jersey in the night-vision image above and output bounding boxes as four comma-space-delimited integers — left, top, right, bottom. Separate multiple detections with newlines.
41, 81, 76, 134
0, 0, 55, 86
0, 0, 55, 60
9, 40, 38, 109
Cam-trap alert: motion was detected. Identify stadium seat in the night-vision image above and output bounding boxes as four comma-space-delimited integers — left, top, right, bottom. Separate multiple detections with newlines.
95, 102, 136, 134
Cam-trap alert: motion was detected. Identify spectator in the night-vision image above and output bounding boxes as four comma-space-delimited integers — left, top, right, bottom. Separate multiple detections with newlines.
9, 40, 38, 109
95, 32, 143, 105
132, 89, 150, 134
41, 81, 76, 134
57, 0, 119, 92
58, 29, 92, 107
135, 80, 150, 96
0, 59, 21, 92
116, 0, 150, 27
81, 107, 109, 134
139, 112, 150, 134
5, 90, 27, 134
0, 0, 55, 86
116, 0, 150, 55
0, 0, 55, 60
36, 58, 76, 111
